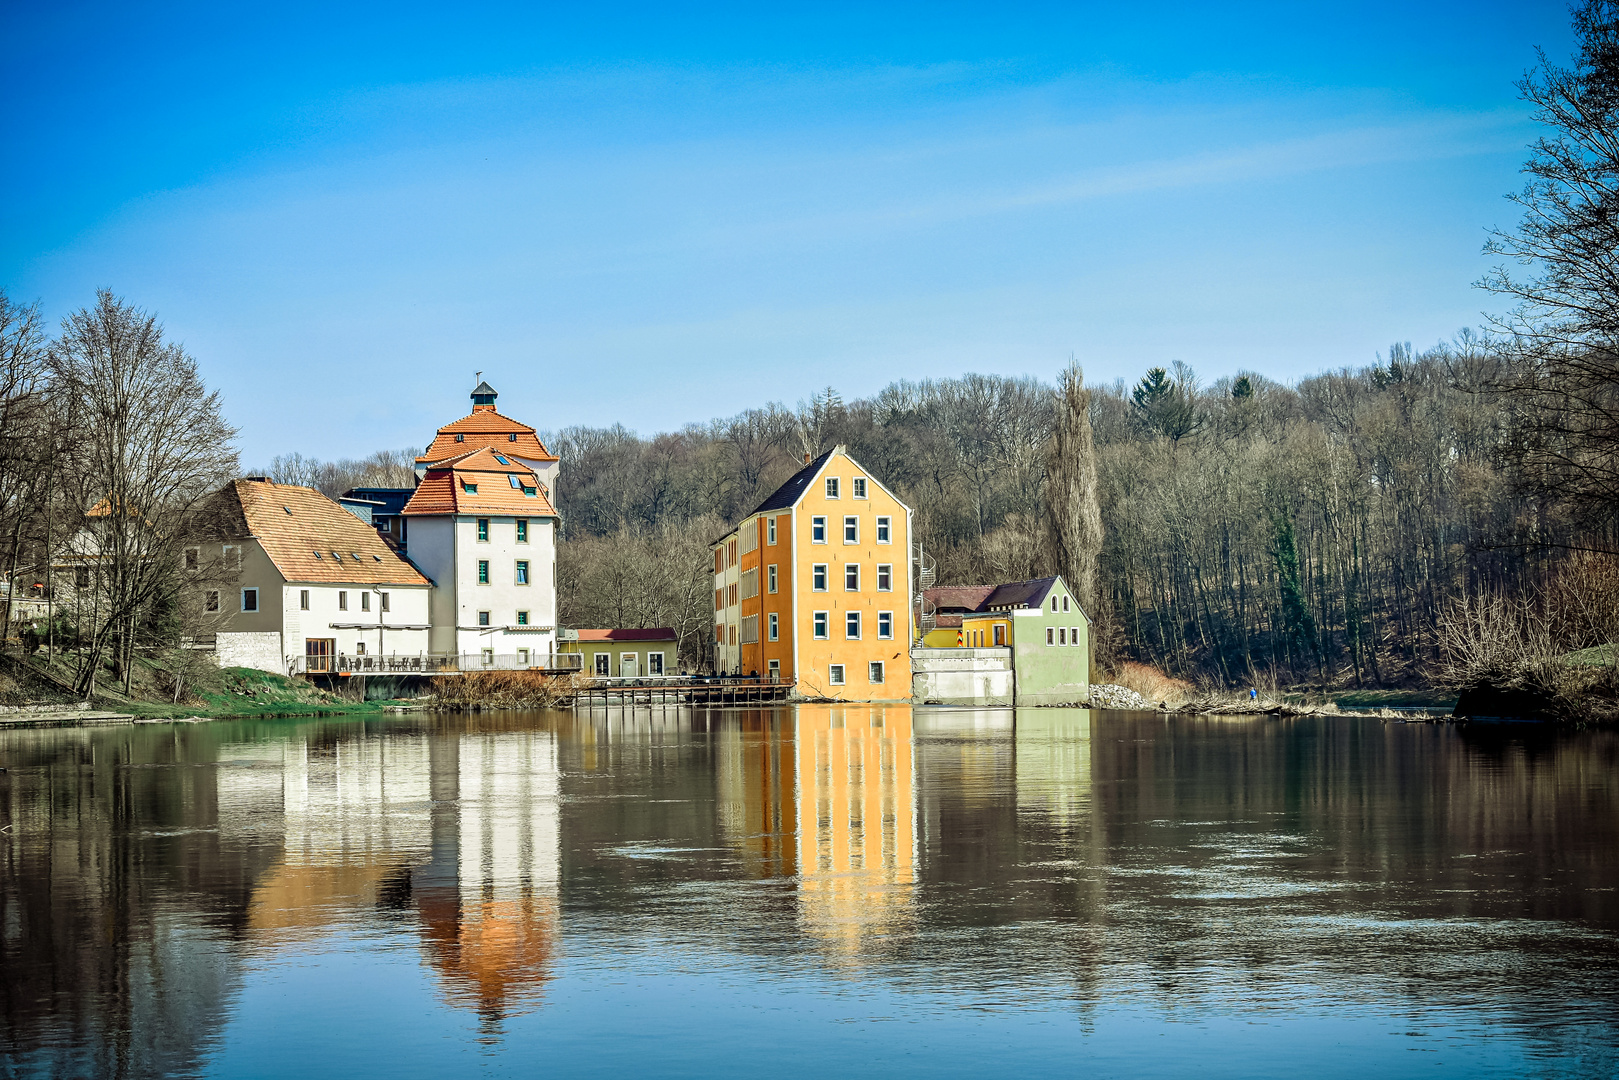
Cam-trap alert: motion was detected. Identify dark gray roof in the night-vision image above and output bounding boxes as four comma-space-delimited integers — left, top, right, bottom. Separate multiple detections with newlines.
472, 380, 497, 396
980, 576, 1060, 611
751, 448, 836, 515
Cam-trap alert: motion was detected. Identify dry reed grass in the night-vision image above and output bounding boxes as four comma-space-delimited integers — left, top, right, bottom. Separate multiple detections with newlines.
1112, 661, 1194, 704
430, 670, 581, 710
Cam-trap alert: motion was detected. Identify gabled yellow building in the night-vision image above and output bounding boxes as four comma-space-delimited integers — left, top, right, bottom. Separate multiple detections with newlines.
711, 446, 913, 701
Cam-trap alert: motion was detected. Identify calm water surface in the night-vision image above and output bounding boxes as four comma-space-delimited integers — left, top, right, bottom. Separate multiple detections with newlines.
1, 707, 1616, 1079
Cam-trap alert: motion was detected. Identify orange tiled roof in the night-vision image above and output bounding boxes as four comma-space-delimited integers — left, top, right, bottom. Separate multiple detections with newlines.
401, 447, 558, 517
419, 407, 558, 465
232, 480, 430, 586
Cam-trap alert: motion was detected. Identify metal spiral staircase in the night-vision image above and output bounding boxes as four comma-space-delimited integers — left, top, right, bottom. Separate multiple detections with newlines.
914, 542, 938, 635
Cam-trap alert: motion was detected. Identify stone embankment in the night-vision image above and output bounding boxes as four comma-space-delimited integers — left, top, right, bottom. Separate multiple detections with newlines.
1083, 684, 1155, 710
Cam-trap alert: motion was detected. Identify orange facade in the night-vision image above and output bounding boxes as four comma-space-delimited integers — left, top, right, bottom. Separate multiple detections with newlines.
713, 448, 912, 701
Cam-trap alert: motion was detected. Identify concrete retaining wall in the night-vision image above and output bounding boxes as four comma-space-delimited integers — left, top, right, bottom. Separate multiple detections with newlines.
910, 647, 1014, 706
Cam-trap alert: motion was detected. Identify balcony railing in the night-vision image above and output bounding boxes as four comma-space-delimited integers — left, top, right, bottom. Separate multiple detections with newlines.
292, 651, 585, 675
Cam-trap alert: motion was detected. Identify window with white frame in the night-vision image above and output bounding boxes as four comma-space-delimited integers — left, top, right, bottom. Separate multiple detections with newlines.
767, 658, 780, 679
846, 611, 861, 639
768, 612, 779, 640
828, 664, 845, 685
481, 648, 495, 666
813, 612, 829, 639
241, 588, 259, 613
878, 611, 893, 639
853, 477, 867, 498
767, 564, 777, 593
595, 653, 610, 676
812, 516, 826, 542
649, 652, 664, 675
876, 516, 891, 543
868, 661, 884, 684
1062, 595, 1070, 612
812, 564, 828, 591
1072, 625, 1080, 643
1046, 627, 1055, 645
517, 648, 530, 666
844, 563, 859, 591
223, 545, 242, 570
825, 477, 839, 499
740, 615, 759, 644
767, 517, 777, 544
843, 516, 858, 543
1059, 628, 1067, 645
1051, 595, 1059, 611
877, 564, 892, 591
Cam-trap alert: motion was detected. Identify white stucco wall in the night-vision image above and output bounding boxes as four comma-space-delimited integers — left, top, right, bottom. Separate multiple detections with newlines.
409, 513, 558, 660
280, 583, 432, 666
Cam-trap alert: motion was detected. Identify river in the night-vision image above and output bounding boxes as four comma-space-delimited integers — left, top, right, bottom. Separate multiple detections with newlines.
1, 707, 1616, 1078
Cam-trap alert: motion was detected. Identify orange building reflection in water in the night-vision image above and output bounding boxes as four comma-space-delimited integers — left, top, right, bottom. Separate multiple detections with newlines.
415, 730, 561, 1028
717, 705, 917, 959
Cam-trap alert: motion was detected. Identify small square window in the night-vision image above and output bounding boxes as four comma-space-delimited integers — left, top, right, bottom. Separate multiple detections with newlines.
241, 588, 258, 613
517, 648, 530, 666
478, 611, 491, 627
877, 564, 892, 591
878, 611, 893, 639
812, 516, 826, 542
812, 564, 828, 591
876, 516, 891, 543
825, 477, 839, 499
828, 663, 845, 685
338, 591, 348, 611
477, 560, 489, 584
299, 589, 310, 610
516, 519, 528, 543
517, 610, 529, 625
477, 518, 489, 541
813, 612, 829, 639
868, 661, 884, 684
844, 516, 858, 543
845, 611, 861, 639
354, 642, 366, 656
853, 477, 867, 498
844, 563, 859, 591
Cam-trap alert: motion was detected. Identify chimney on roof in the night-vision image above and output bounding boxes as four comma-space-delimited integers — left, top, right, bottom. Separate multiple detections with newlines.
471, 378, 498, 411
804, 452, 811, 464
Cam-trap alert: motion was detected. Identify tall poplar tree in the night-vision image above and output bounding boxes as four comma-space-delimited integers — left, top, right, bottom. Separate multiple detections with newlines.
1045, 362, 1103, 617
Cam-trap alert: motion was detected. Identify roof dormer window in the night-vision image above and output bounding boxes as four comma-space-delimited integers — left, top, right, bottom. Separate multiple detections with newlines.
509, 433, 517, 442
455, 434, 464, 442
463, 481, 477, 493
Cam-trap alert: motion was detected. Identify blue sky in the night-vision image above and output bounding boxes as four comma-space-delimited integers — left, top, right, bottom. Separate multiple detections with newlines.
1, 1, 1573, 464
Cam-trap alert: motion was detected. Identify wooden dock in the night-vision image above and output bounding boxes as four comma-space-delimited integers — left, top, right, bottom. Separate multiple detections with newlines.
573, 679, 794, 709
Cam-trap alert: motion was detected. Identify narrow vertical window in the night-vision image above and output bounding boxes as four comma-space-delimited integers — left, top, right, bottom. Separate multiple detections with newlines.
380, 593, 389, 612
767, 517, 777, 545
361, 592, 370, 611
205, 590, 220, 613
299, 589, 310, 610
844, 516, 858, 543
813, 612, 829, 639
241, 588, 259, 613
516, 519, 528, 543
768, 564, 778, 593
338, 591, 347, 610
878, 611, 893, 639
876, 516, 891, 543
1062, 595, 1070, 612
813, 564, 828, 591
477, 518, 489, 542
877, 564, 892, 591
478, 560, 489, 584
846, 611, 861, 639
768, 613, 779, 640
516, 560, 530, 584
844, 564, 859, 591
812, 516, 826, 542
184, 547, 199, 571
1046, 627, 1055, 645
1059, 627, 1067, 645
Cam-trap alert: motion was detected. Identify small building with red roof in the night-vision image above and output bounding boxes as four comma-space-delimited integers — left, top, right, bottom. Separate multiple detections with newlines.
560, 628, 679, 678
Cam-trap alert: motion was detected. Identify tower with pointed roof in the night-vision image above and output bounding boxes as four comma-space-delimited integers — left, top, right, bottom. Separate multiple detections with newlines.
403, 381, 562, 662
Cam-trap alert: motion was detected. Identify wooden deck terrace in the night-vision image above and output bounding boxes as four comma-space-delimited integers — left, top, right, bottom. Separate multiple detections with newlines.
574, 676, 795, 709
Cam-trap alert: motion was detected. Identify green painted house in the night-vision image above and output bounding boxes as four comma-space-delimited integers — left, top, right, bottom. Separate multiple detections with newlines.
956, 575, 1091, 705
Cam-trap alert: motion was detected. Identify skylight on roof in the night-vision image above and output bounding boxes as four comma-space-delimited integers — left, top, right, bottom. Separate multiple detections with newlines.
313, 551, 322, 559
351, 553, 361, 561
284, 506, 292, 514
508, 474, 522, 488
331, 551, 341, 561
494, 454, 509, 465
373, 554, 382, 561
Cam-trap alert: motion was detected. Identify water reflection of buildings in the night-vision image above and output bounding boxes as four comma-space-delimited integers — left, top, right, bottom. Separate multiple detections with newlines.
221, 724, 561, 1025
715, 705, 917, 958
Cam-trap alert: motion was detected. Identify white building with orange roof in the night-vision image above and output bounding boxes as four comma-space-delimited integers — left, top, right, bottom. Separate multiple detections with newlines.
402, 382, 562, 664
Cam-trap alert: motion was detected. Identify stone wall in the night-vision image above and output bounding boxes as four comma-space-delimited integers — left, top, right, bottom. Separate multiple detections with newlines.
216, 631, 284, 674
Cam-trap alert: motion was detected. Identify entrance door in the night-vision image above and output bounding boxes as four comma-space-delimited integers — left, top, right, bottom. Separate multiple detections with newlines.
305, 638, 335, 673
620, 653, 638, 677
